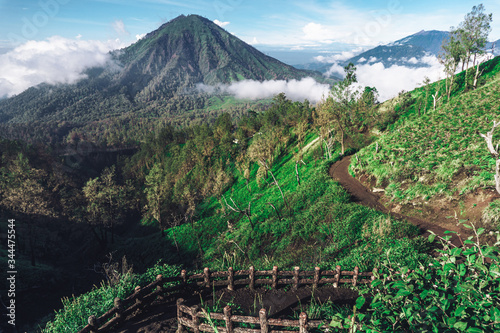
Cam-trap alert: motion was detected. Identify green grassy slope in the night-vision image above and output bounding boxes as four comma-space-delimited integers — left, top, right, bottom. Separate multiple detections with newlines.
167, 134, 425, 272
352, 56, 500, 224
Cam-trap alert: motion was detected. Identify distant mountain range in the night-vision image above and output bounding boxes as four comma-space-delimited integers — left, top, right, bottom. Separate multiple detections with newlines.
296, 30, 500, 72
0, 15, 322, 126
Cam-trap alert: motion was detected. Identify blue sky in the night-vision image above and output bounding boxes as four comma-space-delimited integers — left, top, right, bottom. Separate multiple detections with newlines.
0, 0, 499, 100
1, 0, 499, 53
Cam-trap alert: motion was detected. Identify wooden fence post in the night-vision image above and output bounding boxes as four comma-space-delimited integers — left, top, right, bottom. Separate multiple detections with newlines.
156, 274, 164, 300
181, 270, 187, 284
177, 298, 185, 333
88, 315, 98, 333
293, 266, 300, 290
224, 305, 234, 333
299, 312, 308, 333
135, 286, 142, 307
259, 308, 269, 333
352, 266, 359, 287
191, 305, 200, 333
272, 266, 278, 289
333, 265, 341, 288
313, 267, 320, 289
228, 267, 234, 291
249, 266, 255, 291
204, 267, 210, 288
114, 297, 123, 321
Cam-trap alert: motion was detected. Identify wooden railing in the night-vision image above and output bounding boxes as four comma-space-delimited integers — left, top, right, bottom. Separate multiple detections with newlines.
177, 298, 323, 333
78, 265, 377, 333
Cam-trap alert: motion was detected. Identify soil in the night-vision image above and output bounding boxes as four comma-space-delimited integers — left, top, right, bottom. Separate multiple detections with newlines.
329, 156, 465, 246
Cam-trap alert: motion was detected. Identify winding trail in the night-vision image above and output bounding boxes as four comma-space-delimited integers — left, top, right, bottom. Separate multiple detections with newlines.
329, 156, 463, 247
110, 154, 465, 332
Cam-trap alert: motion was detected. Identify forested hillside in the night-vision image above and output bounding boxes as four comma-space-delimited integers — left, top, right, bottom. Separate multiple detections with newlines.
2, 6, 500, 332
0, 15, 325, 146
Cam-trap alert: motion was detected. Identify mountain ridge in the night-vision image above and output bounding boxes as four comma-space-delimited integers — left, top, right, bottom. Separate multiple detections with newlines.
0, 14, 323, 141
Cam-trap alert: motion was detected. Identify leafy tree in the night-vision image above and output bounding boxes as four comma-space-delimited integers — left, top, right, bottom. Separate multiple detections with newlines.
440, 30, 463, 99
457, 4, 493, 89
0, 153, 56, 266
317, 63, 374, 155
143, 162, 172, 236
248, 129, 289, 210
83, 166, 133, 245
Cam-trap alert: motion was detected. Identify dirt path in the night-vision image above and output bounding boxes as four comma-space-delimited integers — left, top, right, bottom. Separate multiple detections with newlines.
329, 156, 464, 247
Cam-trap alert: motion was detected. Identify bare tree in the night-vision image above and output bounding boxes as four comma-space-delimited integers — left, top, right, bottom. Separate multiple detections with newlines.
248, 130, 289, 210
223, 195, 253, 228
480, 121, 500, 194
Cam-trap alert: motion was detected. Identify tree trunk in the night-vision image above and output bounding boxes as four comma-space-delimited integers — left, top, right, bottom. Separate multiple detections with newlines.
268, 168, 288, 211
473, 63, 482, 89
266, 202, 282, 221
496, 159, 500, 195
340, 129, 345, 155
295, 161, 301, 186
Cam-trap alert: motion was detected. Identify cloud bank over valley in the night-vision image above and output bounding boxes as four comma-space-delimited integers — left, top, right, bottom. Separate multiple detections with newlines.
196, 77, 331, 104
0, 36, 123, 98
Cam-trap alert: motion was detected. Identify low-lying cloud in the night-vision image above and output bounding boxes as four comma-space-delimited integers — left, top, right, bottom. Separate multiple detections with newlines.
196, 77, 330, 104
0, 36, 123, 98
325, 55, 444, 101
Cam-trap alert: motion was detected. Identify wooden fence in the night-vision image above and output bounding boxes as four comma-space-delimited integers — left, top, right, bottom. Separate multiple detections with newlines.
78, 265, 377, 333
177, 298, 323, 333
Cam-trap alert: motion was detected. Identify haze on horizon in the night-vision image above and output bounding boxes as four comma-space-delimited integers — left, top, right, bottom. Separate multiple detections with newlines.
0, 0, 499, 101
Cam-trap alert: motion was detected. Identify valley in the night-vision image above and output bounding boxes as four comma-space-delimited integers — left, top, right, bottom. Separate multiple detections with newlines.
0, 5, 500, 333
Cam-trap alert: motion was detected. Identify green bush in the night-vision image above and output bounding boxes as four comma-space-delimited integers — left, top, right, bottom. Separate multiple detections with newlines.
332, 228, 500, 332
43, 263, 180, 332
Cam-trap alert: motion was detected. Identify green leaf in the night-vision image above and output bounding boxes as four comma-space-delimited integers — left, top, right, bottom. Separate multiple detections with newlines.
492, 307, 500, 322
459, 263, 467, 276
455, 306, 466, 317
477, 228, 485, 235
466, 328, 483, 333
428, 233, 436, 243
463, 224, 473, 229
454, 321, 468, 331
356, 296, 366, 309
395, 289, 412, 298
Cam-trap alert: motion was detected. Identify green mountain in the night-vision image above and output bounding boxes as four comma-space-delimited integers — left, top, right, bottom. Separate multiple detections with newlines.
0, 15, 323, 144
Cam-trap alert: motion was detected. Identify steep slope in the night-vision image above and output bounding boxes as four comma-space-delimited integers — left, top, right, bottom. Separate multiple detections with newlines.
352, 55, 500, 227
0, 15, 322, 134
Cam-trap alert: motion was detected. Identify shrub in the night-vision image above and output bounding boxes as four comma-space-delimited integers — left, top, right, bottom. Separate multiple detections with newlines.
482, 199, 500, 230
333, 227, 500, 332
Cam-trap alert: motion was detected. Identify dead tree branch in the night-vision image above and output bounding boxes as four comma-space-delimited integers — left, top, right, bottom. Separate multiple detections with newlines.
480, 121, 500, 194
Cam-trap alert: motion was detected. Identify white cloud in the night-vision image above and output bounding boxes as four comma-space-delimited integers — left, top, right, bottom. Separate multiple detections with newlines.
196, 77, 330, 104
357, 57, 367, 63
213, 19, 230, 28
367, 56, 378, 63
314, 47, 365, 63
323, 55, 444, 101
0, 36, 123, 98
112, 19, 129, 35
355, 57, 443, 101
325, 63, 345, 78
136, 33, 146, 41
302, 22, 351, 44
249, 37, 259, 45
